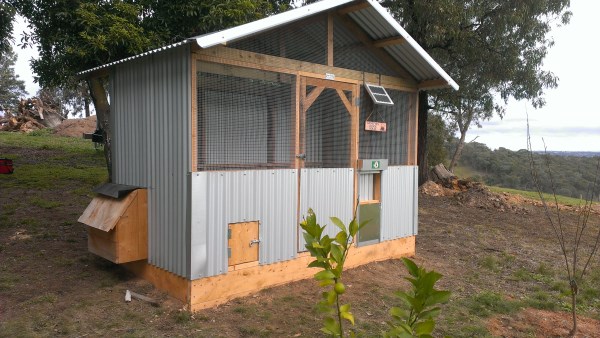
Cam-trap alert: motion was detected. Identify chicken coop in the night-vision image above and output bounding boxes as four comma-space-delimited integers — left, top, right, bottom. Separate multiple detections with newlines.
78, 0, 457, 310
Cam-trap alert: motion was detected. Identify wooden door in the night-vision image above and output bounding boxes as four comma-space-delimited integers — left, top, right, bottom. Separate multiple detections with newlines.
228, 221, 259, 266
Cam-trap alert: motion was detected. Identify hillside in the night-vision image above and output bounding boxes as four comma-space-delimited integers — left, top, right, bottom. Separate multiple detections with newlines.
1, 131, 599, 337
451, 141, 600, 201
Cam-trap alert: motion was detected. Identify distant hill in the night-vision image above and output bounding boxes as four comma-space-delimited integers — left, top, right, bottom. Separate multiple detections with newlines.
449, 140, 600, 200
536, 151, 600, 158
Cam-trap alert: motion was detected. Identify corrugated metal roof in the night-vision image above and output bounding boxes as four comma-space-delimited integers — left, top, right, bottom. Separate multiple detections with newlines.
78, 41, 191, 76
79, 0, 458, 90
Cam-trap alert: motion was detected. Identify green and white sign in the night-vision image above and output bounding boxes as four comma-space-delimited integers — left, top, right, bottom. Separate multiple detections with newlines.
359, 159, 388, 171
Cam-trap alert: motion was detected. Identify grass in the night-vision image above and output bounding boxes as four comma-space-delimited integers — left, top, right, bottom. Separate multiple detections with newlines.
0, 130, 101, 154
488, 186, 595, 206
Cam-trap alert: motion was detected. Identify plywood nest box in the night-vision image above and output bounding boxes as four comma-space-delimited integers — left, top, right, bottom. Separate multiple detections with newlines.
79, 188, 148, 264
78, 0, 457, 310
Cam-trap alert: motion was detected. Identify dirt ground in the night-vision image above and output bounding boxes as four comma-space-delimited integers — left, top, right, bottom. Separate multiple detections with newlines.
1, 134, 599, 337
53, 115, 97, 137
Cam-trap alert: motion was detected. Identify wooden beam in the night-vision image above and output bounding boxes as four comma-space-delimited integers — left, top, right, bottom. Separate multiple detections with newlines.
418, 78, 449, 90
336, 89, 353, 116
305, 76, 355, 91
334, 13, 416, 82
337, 1, 370, 16
302, 86, 324, 113
195, 46, 418, 91
373, 36, 407, 48
189, 236, 415, 311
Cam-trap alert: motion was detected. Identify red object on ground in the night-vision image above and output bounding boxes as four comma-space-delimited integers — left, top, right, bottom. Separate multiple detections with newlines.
0, 158, 14, 174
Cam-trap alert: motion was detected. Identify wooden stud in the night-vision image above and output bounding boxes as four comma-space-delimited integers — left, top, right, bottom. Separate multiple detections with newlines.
373, 36, 407, 48
410, 92, 419, 165
373, 173, 381, 201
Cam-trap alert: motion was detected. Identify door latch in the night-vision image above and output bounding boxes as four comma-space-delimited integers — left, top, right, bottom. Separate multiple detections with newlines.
249, 239, 261, 247
296, 153, 306, 160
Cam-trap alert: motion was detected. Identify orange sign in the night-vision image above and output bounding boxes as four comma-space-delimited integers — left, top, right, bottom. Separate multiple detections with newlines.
365, 121, 387, 132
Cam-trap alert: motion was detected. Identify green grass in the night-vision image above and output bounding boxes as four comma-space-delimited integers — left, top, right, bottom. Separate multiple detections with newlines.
488, 186, 595, 206
29, 196, 63, 209
2, 163, 107, 189
0, 130, 101, 154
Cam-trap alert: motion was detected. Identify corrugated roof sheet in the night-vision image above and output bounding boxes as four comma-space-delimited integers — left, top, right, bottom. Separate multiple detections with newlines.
79, 0, 458, 90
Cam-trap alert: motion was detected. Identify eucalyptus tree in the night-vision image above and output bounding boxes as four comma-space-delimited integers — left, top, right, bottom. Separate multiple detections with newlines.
0, 46, 27, 114
9, 0, 279, 180
382, 0, 571, 182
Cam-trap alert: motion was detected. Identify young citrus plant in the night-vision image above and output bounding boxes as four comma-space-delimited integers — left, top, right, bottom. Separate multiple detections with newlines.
384, 258, 451, 338
300, 208, 367, 337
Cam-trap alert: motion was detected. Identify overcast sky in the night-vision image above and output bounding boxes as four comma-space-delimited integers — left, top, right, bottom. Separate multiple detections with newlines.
11, 2, 599, 152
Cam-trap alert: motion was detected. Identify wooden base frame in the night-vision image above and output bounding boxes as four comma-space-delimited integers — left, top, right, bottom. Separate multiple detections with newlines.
123, 236, 415, 311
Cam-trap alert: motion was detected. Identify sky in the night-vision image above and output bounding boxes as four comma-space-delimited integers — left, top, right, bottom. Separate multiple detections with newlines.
10, 2, 600, 152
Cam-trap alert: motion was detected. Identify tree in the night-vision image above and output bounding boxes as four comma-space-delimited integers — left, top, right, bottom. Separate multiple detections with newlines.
0, 46, 27, 115
11, 0, 279, 181
0, 2, 15, 53
382, 0, 571, 182
426, 114, 451, 167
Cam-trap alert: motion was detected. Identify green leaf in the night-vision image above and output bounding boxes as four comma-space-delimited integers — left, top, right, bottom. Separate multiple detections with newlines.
341, 309, 355, 325
389, 306, 407, 320
418, 307, 441, 320
326, 290, 337, 305
330, 216, 347, 233
340, 304, 350, 313
308, 260, 329, 269
402, 258, 419, 277
348, 218, 358, 237
323, 317, 341, 335
314, 270, 335, 281
414, 319, 435, 335
424, 290, 451, 307
335, 231, 348, 249
330, 244, 343, 264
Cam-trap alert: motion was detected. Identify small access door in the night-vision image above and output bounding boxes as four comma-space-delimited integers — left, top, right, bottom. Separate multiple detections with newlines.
228, 221, 260, 266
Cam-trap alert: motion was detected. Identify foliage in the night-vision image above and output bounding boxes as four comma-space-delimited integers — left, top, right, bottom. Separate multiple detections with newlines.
452, 140, 600, 201
300, 209, 366, 337
384, 258, 450, 338
382, 0, 571, 174
426, 114, 451, 167
0, 46, 27, 114
0, 2, 15, 53
37, 82, 91, 118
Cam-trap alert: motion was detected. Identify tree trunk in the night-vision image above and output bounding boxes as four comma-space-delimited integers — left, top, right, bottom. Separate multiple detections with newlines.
569, 282, 577, 337
84, 97, 90, 118
87, 77, 112, 182
417, 91, 429, 186
448, 127, 467, 172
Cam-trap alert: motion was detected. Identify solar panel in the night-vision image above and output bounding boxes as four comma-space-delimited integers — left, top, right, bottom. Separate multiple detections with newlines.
365, 83, 394, 106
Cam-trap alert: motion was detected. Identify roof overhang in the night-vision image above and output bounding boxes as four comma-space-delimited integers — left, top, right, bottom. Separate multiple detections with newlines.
79, 0, 458, 91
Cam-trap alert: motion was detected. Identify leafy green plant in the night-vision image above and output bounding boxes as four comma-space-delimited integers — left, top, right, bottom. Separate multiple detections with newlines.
300, 209, 366, 337
384, 258, 450, 338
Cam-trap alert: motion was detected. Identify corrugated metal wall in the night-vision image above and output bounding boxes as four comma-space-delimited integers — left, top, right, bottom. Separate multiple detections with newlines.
380, 166, 418, 240
190, 170, 298, 279
299, 168, 355, 241
111, 44, 191, 277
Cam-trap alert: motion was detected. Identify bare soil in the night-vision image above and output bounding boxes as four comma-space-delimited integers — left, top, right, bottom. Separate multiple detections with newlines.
53, 115, 97, 137
1, 137, 599, 337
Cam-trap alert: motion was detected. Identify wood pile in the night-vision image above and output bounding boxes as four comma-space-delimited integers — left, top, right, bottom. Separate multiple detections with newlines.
0, 95, 64, 132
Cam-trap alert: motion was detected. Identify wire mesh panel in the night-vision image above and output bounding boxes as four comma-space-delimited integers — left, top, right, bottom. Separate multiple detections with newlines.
302, 87, 353, 168
359, 88, 410, 165
197, 62, 296, 171
229, 14, 327, 65
333, 16, 400, 77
